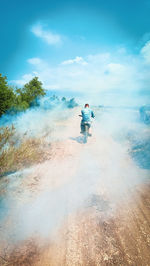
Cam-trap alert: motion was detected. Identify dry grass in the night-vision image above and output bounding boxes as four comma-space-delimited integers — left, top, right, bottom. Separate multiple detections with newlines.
0, 126, 48, 177
0, 125, 15, 150
0, 239, 41, 266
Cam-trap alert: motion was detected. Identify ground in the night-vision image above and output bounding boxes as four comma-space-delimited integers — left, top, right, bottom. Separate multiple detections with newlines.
0, 108, 150, 266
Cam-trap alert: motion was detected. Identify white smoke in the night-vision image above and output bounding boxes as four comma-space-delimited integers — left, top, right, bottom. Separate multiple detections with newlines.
1, 41, 150, 250
0, 104, 149, 247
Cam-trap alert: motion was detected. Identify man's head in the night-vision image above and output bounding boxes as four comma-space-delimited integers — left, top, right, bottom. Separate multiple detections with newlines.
85, 103, 89, 108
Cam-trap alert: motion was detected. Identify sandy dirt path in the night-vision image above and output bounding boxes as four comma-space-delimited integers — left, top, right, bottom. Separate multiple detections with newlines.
0, 109, 150, 266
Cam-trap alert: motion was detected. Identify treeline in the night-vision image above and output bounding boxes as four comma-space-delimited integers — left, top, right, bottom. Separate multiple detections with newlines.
40, 94, 78, 110
0, 74, 45, 117
0, 73, 78, 117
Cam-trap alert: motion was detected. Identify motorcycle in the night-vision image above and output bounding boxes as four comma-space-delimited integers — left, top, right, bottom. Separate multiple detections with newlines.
79, 115, 91, 143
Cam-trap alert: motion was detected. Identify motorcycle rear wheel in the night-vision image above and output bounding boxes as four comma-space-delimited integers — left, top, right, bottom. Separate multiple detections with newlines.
83, 124, 89, 143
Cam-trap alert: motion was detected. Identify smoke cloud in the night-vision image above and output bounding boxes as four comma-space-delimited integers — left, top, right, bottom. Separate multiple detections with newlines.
1, 42, 150, 253
0, 100, 149, 248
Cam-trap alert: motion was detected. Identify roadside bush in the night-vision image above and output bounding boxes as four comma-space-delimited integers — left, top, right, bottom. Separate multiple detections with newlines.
0, 125, 15, 150
0, 138, 44, 177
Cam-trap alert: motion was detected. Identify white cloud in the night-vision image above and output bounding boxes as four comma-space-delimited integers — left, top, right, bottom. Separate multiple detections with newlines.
21, 53, 139, 93
31, 24, 62, 45
61, 56, 88, 65
107, 63, 125, 73
141, 40, 150, 63
12, 41, 150, 105
11, 74, 35, 86
27, 58, 42, 65
87, 53, 110, 64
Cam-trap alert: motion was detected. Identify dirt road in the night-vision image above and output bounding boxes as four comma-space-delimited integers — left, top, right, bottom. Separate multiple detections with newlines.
0, 109, 150, 265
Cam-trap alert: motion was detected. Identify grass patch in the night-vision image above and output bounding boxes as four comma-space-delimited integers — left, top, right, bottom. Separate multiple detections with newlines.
0, 125, 15, 150
0, 126, 48, 177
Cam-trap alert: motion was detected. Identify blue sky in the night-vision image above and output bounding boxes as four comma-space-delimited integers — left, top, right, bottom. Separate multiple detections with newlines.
1, 0, 150, 105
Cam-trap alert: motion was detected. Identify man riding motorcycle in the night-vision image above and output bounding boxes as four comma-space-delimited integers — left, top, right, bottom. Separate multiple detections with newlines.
80, 104, 95, 136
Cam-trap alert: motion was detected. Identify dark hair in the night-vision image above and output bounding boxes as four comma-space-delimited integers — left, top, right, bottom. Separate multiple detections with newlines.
85, 103, 89, 108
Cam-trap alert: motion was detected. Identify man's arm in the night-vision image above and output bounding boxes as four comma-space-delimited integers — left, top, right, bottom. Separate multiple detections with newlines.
91, 110, 95, 118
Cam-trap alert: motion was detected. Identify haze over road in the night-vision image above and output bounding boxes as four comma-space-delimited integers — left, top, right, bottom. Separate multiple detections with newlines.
0, 107, 150, 266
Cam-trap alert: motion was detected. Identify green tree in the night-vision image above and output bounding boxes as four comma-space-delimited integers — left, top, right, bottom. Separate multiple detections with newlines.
13, 88, 28, 110
67, 98, 78, 108
0, 74, 15, 117
21, 77, 46, 106
61, 97, 66, 102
